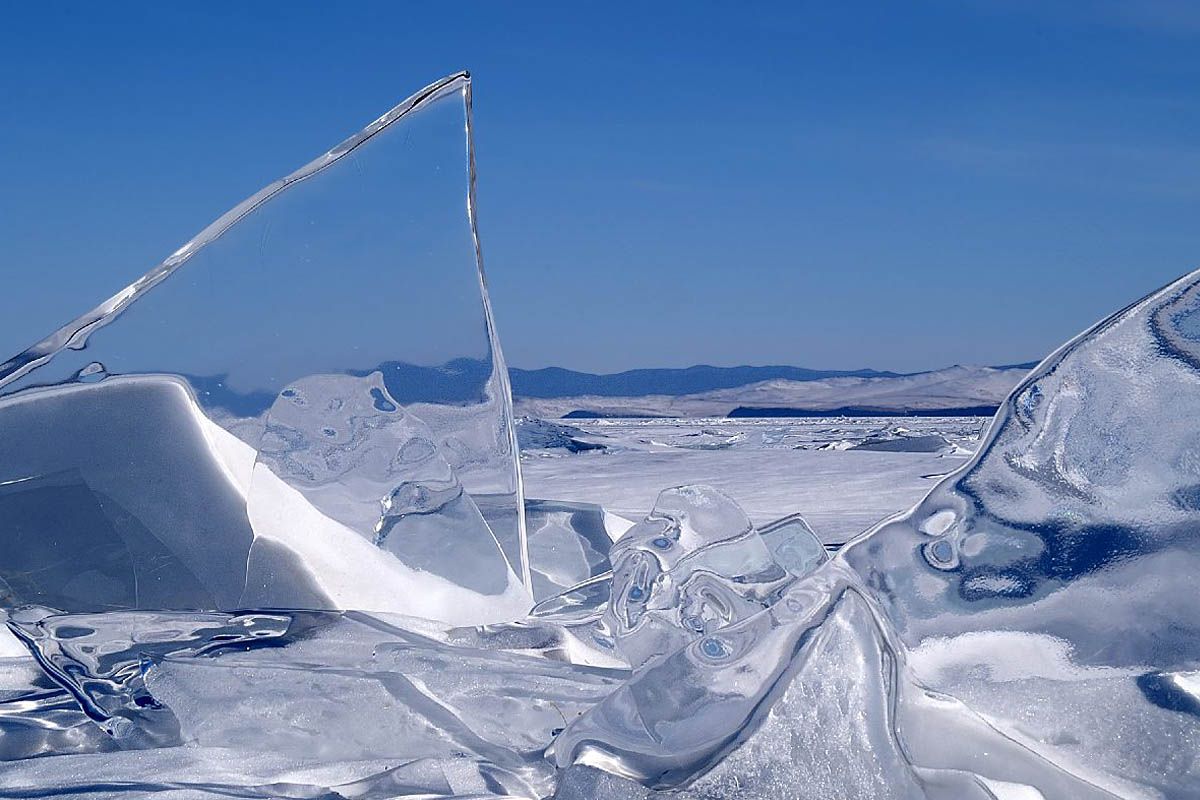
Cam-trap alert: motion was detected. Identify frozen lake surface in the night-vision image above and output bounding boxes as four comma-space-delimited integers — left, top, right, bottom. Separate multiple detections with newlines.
520, 416, 988, 543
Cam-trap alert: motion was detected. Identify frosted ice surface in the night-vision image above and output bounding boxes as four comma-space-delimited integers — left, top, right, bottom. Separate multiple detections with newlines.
0, 72, 531, 624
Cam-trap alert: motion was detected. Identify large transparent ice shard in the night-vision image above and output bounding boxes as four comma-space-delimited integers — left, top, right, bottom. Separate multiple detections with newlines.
0, 73, 531, 624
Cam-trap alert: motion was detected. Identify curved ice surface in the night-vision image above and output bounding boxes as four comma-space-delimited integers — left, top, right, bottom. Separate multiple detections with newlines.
838, 268, 1200, 797
551, 271, 1200, 798
0, 73, 532, 625
758, 511, 828, 577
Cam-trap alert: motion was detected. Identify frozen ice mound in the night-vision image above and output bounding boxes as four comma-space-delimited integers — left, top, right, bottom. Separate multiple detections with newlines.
0, 72, 532, 626
2, 69, 1200, 799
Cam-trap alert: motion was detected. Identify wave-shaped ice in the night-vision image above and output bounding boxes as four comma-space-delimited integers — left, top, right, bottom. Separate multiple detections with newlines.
598, 486, 792, 668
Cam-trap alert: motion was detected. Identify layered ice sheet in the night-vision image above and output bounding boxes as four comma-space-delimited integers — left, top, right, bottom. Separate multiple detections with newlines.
0, 73, 531, 625
1, 70, 1199, 799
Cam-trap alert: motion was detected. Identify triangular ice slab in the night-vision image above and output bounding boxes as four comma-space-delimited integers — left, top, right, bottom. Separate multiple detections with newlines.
0, 73, 531, 624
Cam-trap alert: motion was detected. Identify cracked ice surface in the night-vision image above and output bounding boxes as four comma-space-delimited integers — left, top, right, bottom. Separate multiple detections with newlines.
0, 71, 1199, 799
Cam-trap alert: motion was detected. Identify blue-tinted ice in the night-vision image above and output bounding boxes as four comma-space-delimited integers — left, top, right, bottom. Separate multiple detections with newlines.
0, 72, 531, 626
1, 71, 1198, 798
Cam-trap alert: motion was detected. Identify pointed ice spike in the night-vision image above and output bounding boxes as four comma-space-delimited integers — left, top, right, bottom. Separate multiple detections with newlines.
0, 73, 533, 622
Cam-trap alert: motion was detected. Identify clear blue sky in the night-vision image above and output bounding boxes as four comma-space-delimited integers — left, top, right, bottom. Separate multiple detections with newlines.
1, 1, 1197, 373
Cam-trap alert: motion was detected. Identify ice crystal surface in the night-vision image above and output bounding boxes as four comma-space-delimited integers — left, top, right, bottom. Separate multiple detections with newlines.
1, 72, 1198, 799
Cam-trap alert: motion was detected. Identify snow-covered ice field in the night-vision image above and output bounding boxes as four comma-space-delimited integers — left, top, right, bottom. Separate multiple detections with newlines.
519, 416, 990, 544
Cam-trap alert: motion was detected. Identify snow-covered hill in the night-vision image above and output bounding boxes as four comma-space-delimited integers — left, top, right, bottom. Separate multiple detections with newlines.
512, 364, 1031, 418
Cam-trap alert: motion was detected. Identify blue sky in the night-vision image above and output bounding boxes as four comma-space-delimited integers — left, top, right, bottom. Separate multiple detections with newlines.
1, 2, 1198, 373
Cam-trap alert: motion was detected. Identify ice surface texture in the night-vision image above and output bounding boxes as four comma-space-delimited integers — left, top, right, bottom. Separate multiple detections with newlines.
2, 69, 1200, 799
0, 72, 532, 625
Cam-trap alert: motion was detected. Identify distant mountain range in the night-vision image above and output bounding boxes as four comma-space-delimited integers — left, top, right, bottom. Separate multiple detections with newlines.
185, 360, 1040, 420
510, 363, 1039, 419
508, 365, 905, 398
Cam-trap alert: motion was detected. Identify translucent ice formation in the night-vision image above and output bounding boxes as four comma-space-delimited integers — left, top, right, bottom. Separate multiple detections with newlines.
551, 270, 1200, 798
600, 486, 791, 668
838, 268, 1200, 798
5, 605, 626, 797
524, 498, 631, 602
0, 73, 531, 625
757, 511, 828, 577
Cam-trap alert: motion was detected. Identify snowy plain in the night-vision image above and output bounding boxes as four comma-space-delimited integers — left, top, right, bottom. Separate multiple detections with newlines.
518, 416, 990, 544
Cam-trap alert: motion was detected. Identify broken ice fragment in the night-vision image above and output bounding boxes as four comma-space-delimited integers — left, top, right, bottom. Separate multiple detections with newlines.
600, 485, 790, 668
525, 498, 631, 602
0, 378, 252, 612
757, 512, 828, 578
549, 563, 849, 786
8, 606, 626, 797
6, 606, 294, 746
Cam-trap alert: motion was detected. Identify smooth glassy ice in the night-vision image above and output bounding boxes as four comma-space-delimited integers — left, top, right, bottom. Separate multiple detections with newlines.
0, 72, 531, 625
551, 270, 1200, 799
599, 486, 791, 668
